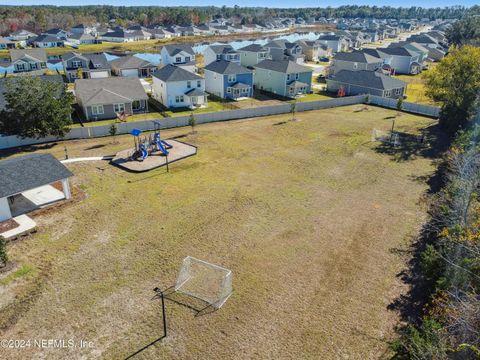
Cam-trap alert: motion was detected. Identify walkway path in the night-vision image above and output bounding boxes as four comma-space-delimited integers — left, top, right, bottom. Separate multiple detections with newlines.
61, 156, 113, 164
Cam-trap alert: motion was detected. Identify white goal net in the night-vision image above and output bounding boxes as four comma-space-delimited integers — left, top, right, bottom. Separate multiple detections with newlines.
175, 256, 233, 309
372, 128, 401, 147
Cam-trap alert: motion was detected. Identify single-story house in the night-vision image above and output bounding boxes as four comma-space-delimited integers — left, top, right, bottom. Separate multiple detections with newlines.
0, 153, 73, 222
204, 60, 254, 100
0, 36, 17, 49
10, 49, 48, 73
42, 28, 69, 40
68, 33, 97, 45
75, 77, 148, 120
152, 64, 207, 109
110, 55, 157, 78
254, 59, 312, 98
28, 34, 65, 48
326, 70, 406, 98
8, 29, 37, 42
62, 52, 111, 82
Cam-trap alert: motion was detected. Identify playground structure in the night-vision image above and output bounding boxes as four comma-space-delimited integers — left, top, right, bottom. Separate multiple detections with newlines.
129, 123, 173, 162
111, 121, 197, 173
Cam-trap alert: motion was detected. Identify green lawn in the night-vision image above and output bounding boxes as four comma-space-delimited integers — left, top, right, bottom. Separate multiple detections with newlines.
296, 91, 334, 102
0, 105, 437, 359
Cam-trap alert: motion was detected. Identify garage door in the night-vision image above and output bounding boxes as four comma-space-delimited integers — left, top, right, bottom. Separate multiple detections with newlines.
90, 71, 109, 79
121, 69, 139, 77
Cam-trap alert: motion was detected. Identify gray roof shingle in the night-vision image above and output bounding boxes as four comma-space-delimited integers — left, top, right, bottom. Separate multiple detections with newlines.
237, 44, 268, 52
329, 70, 406, 90
10, 49, 47, 63
110, 55, 156, 69
0, 153, 73, 198
75, 77, 147, 106
204, 60, 252, 75
152, 64, 202, 82
334, 51, 382, 63
254, 59, 312, 74
162, 44, 195, 56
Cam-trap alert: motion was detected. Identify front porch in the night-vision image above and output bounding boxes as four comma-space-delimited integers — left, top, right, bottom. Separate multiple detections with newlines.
226, 82, 252, 99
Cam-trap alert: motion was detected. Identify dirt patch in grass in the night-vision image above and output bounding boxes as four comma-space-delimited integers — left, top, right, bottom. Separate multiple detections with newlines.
0, 106, 437, 359
0, 219, 19, 233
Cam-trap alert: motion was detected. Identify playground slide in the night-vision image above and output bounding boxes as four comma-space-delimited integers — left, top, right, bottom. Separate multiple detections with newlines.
155, 138, 169, 156
139, 144, 149, 161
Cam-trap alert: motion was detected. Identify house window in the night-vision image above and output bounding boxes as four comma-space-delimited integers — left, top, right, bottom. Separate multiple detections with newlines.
227, 74, 236, 83
226, 87, 232, 93
384, 90, 392, 97
286, 74, 291, 81
72, 60, 82, 68
185, 56, 190, 62
187, 81, 191, 88
191, 96, 197, 103
197, 80, 201, 87
175, 95, 184, 103
295, 73, 299, 80
91, 104, 104, 115
216, 54, 222, 60
353, 62, 358, 69
175, 57, 182, 63
132, 100, 142, 110
114, 103, 125, 113
16, 63, 25, 71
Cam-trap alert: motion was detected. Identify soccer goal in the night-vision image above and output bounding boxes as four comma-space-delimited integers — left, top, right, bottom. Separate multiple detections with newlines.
372, 128, 401, 147
174, 256, 233, 309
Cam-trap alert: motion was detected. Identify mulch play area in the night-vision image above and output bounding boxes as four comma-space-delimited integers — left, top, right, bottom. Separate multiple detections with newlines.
111, 139, 197, 172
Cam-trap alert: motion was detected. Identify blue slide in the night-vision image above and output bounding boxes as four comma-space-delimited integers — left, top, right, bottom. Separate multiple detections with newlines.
139, 143, 148, 161
154, 133, 170, 156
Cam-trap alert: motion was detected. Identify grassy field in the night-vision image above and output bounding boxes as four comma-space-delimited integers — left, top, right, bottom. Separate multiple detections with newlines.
394, 64, 437, 106
0, 105, 437, 359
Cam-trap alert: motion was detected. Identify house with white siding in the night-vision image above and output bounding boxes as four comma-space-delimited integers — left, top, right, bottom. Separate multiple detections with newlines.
152, 64, 207, 109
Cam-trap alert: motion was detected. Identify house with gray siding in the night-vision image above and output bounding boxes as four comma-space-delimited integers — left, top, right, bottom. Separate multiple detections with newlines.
254, 59, 312, 98
62, 52, 111, 82
10, 49, 48, 73
204, 45, 240, 66
326, 70, 406, 99
75, 77, 148, 121
110, 55, 157, 78
375, 47, 422, 75
264, 40, 305, 63
331, 51, 383, 74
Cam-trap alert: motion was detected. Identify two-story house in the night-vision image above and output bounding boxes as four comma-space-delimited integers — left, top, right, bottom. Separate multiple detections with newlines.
160, 44, 196, 73
204, 60, 254, 100
152, 64, 207, 109
375, 47, 422, 75
254, 59, 312, 98
62, 52, 111, 82
204, 45, 240, 66
331, 51, 383, 74
237, 44, 271, 67
264, 40, 305, 63
317, 34, 349, 53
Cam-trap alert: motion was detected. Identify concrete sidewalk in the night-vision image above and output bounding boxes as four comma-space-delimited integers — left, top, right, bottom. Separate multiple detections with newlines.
0, 215, 37, 241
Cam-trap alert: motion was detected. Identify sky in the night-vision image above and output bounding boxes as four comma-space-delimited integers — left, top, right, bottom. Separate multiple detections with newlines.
0, 0, 476, 7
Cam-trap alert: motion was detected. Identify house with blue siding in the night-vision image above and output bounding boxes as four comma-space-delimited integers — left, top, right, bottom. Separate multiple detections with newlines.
253, 60, 312, 98
204, 60, 254, 100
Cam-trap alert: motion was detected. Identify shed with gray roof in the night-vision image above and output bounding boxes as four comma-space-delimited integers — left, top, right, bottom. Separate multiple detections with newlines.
0, 153, 73, 221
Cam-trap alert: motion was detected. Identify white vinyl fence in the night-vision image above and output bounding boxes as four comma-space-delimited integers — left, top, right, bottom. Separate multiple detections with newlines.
0, 95, 440, 150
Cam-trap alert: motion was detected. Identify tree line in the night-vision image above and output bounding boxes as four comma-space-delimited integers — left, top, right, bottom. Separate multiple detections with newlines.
0, 5, 479, 35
